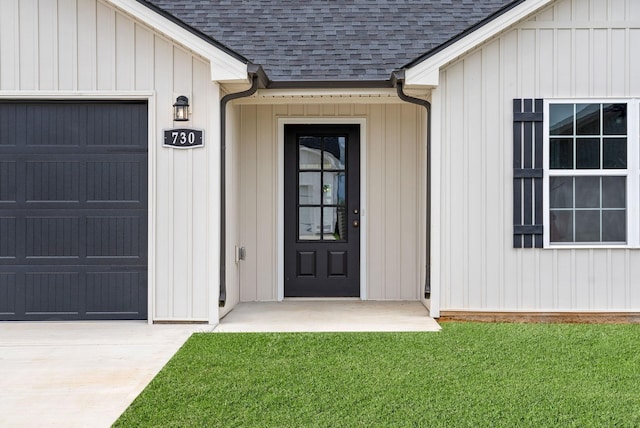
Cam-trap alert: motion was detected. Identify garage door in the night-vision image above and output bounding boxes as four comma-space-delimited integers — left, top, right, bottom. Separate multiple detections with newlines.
0, 101, 148, 320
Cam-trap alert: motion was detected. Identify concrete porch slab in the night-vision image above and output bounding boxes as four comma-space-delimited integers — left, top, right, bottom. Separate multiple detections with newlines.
214, 301, 441, 332
0, 322, 208, 428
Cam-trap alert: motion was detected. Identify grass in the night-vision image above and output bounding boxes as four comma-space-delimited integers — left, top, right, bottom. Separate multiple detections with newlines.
114, 323, 640, 427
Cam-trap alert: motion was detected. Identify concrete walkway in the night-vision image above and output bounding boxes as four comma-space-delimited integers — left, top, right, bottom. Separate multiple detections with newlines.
214, 301, 442, 332
0, 302, 439, 427
0, 322, 207, 428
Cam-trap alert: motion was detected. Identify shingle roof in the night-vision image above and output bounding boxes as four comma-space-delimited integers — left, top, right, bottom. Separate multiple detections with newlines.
143, 0, 519, 82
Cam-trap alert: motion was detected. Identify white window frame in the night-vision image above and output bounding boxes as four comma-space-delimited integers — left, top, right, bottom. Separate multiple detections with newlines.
543, 98, 640, 249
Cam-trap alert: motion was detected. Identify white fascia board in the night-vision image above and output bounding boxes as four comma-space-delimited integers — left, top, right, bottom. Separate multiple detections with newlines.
405, 0, 553, 87
105, 0, 249, 82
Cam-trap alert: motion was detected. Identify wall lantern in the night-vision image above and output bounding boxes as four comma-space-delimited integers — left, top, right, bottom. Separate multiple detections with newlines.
173, 96, 190, 121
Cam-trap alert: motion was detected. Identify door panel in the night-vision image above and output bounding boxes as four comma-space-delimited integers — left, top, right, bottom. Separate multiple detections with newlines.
284, 125, 360, 297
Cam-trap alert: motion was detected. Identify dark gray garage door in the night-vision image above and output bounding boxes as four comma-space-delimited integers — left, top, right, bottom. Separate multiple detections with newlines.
0, 101, 148, 320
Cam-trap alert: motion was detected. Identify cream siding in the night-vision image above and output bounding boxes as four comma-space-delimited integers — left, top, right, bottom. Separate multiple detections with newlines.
436, 0, 640, 312
232, 101, 425, 302
0, 0, 222, 321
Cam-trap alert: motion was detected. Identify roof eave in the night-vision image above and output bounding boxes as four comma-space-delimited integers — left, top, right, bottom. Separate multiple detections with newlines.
106, 0, 250, 82
403, 0, 554, 87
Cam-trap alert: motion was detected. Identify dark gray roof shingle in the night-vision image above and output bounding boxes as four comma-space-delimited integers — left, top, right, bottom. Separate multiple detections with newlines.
143, 0, 518, 82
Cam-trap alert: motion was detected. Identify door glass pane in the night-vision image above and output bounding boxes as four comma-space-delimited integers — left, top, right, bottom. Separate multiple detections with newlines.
322, 207, 346, 241
576, 104, 600, 135
322, 171, 345, 205
335, 207, 347, 241
323, 136, 346, 169
299, 172, 321, 204
299, 136, 322, 169
603, 138, 627, 169
575, 176, 600, 208
550, 138, 573, 169
299, 207, 321, 240
575, 210, 600, 242
576, 138, 600, 169
603, 104, 626, 135
550, 104, 574, 135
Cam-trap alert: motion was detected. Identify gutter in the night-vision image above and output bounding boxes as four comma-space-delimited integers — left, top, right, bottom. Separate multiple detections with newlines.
266, 80, 393, 89
219, 66, 263, 306
392, 70, 432, 298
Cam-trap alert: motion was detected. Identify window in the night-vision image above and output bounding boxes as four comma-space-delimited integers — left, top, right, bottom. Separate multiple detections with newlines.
544, 101, 639, 247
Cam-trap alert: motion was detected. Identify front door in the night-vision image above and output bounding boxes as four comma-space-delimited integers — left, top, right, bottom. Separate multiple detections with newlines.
284, 124, 360, 297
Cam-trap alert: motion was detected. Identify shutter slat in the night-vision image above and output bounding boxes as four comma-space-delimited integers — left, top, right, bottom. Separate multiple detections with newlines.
514, 225, 543, 234
534, 99, 544, 248
513, 99, 523, 248
513, 98, 543, 248
513, 112, 543, 122
523, 100, 533, 248
513, 169, 543, 178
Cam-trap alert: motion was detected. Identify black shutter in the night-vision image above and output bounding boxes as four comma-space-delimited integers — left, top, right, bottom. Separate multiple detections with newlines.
513, 99, 543, 248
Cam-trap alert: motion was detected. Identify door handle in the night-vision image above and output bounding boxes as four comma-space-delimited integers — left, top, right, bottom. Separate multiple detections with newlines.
352, 220, 359, 228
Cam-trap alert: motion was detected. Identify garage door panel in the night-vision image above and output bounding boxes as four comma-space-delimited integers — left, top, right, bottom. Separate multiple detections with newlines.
25, 272, 80, 315
0, 102, 147, 148
86, 216, 143, 258
22, 104, 86, 148
86, 271, 146, 316
0, 217, 16, 257
26, 160, 80, 202
0, 267, 147, 320
87, 159, 145, 202
26, 216, 80, 258
0, 101, 148, 321
0, 161, 16, 200
86, 104, 148, 148
0, 273, 17, 315
0, 211, 147, 264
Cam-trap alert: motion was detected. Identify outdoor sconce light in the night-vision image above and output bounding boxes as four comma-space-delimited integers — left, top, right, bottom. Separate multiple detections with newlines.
173, 96, 190, 121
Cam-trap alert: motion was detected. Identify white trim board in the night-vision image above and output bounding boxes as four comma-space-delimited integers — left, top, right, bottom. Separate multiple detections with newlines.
405, 0, 554, 87
277, 118, 368, 301
104, 0, 248, 82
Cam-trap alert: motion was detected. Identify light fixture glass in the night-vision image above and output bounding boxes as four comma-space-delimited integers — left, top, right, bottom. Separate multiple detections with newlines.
173, 96, 190, 121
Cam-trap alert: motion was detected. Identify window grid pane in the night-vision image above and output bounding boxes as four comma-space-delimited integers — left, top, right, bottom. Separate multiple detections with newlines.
549, 176, 626, 244
549, 104, 627, 171
548, 102, 629, 245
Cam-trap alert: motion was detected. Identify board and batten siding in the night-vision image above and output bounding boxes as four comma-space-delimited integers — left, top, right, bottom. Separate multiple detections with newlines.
231, 102, 426, 303
0, 0, 222, 321
434, 0, 640, 313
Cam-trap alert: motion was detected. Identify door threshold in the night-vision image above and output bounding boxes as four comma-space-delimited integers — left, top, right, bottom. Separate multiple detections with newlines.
284, 297, 362, 302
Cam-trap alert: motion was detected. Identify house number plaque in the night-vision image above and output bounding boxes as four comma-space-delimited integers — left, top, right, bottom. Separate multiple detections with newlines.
163, 128, 205, 149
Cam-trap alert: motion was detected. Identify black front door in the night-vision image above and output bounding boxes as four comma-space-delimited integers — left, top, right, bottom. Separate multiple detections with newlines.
284, 124, 360, 297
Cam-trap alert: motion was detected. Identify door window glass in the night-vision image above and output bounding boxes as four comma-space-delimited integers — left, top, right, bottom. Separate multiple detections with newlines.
298, 135, 347, 241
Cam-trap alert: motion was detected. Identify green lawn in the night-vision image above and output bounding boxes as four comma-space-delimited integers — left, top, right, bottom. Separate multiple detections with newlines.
114, 323, 640, 427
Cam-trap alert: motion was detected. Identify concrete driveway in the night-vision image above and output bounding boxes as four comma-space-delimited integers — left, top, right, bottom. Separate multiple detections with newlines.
0, 322, 206, 428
